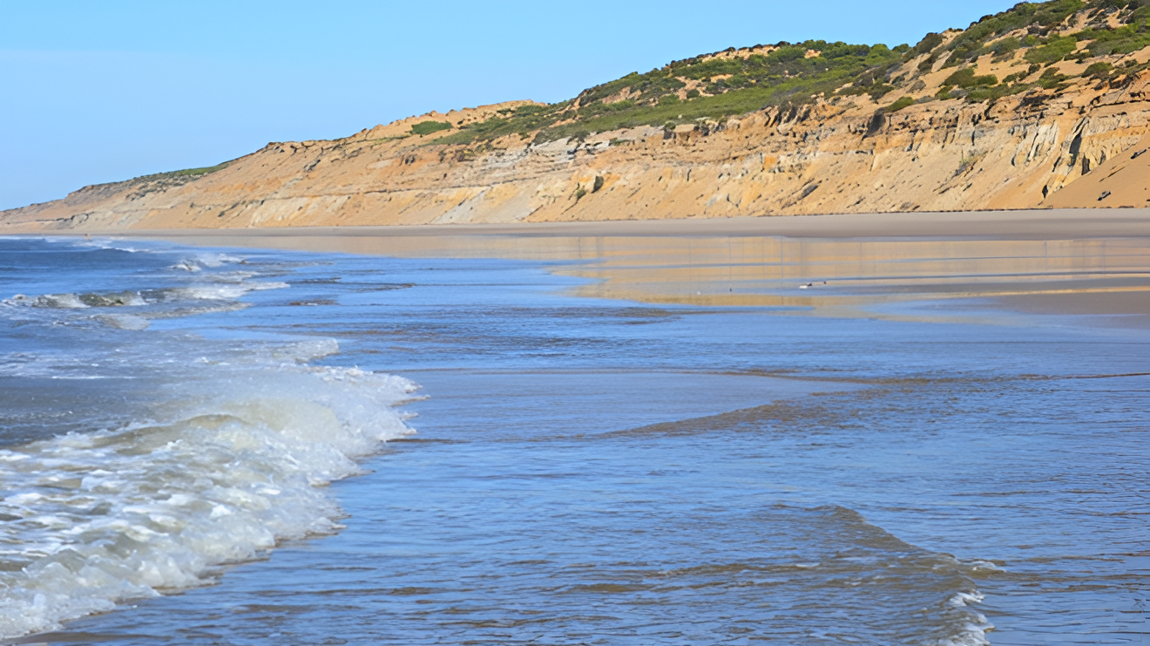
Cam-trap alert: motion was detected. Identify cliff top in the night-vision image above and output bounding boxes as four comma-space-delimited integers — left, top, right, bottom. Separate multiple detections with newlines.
389, 0, 1150, 147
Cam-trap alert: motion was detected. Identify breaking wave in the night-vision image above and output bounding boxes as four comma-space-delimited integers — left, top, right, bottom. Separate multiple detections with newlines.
0, 237, 418, 638
0, 339, 417, 638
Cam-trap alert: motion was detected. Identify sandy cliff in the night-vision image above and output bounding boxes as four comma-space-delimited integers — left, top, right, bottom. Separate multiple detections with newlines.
5, 3, 1150, 231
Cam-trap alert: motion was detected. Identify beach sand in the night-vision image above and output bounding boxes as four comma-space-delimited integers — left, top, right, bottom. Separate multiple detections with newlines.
105, 208, 1150, 326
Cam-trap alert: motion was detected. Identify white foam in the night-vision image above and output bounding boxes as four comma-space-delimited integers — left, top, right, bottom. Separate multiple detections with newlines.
94, 292, 147, 307
169, 253, 244, 273
169, 260, 202, 272
5, 293, 90, 309
70, 238, 149, 254
174, 282, 288, 301
195, 252, 244, 267
0, 343, 418, 639
947, 591, 984, 608
935, 591, 993, 646
5, 291, 147, 313
97, 314, 150, 330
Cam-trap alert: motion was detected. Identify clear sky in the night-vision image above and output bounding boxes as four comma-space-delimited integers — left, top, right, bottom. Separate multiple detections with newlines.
1, 0, 1019, 210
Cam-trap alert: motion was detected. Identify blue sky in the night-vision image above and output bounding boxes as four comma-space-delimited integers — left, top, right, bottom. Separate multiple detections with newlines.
1, 0, 1018, 210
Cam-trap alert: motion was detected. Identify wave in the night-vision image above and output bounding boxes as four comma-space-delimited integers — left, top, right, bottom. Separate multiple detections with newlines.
5, 293, 92, 309
70, 238, 151, 254
3, 283, 286, 311
71, 238, 244, 270
936, 591, 993, 646
0, 337, 417, 639
1, 257, 287, 332
169, 252, 247, 273
166, 282, 289, 302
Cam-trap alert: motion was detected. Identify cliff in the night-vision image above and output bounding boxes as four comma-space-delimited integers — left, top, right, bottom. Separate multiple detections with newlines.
4, 0, 1150, 232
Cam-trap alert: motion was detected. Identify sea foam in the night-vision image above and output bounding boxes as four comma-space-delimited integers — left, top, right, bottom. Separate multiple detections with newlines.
0, 339, 417, 639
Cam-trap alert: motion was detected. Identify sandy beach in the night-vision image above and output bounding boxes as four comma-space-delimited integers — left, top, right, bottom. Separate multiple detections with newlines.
106, 208, 1150, 240
106, 209, 1150, 326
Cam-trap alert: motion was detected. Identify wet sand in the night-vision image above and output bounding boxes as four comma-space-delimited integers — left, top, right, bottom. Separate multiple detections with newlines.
107, 207, 1150, 239
110, 209, 1150, 326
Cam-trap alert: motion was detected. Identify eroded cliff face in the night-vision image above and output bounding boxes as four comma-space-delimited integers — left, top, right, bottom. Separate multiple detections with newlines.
4, 71, 1149, 232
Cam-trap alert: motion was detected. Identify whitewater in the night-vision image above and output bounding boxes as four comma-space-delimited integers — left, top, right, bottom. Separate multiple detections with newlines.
0, 238, 415, 637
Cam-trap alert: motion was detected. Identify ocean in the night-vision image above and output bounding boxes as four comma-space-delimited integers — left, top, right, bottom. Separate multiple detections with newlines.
0, 234, 1146, 645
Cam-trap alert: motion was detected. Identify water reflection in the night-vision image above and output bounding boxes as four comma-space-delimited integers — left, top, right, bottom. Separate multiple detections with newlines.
171, 231, 1150, 322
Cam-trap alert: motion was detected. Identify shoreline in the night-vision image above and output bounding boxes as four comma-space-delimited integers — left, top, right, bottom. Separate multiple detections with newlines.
54, 207, 1150, 241
12, 209, 1150, 327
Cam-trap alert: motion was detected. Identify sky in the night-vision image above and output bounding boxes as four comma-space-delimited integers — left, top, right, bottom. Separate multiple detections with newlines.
0, 0, 1020, 211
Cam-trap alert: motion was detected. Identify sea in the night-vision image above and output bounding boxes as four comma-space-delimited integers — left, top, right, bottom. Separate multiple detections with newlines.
0, 234, 1146, 645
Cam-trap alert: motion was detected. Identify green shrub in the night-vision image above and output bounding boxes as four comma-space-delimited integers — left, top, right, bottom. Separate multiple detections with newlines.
580, 99, 636, 117
915, 32, 943, 55
768, 45, 810, 64
1079, 23, 1150, 56
887, 96, 916, 112
1085, 61, 1114, 78
991, 36, 1021, 58
869, 83, 895, 99
577, 72, 641, 105
944, 68, 976, 86
678, 58, 743, 80
1036, 0, 1085, 25
137, 163, 229, 182
725, 74, 754, 88
1024, 36, 1078, 64
944, 68, 999, 88
965, 82, 1030, 103
1038, 67, 1071, 88
411, 121, 452, 136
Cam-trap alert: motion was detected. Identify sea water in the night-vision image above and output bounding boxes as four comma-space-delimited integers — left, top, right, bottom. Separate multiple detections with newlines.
0, 236, 1146, 644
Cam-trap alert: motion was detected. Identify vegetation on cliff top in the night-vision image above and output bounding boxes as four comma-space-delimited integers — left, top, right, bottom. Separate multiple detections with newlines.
75, 162, 230, 194
410, 120, 453, 136
431, 0, 1150, 147
140, 163, 230, 181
